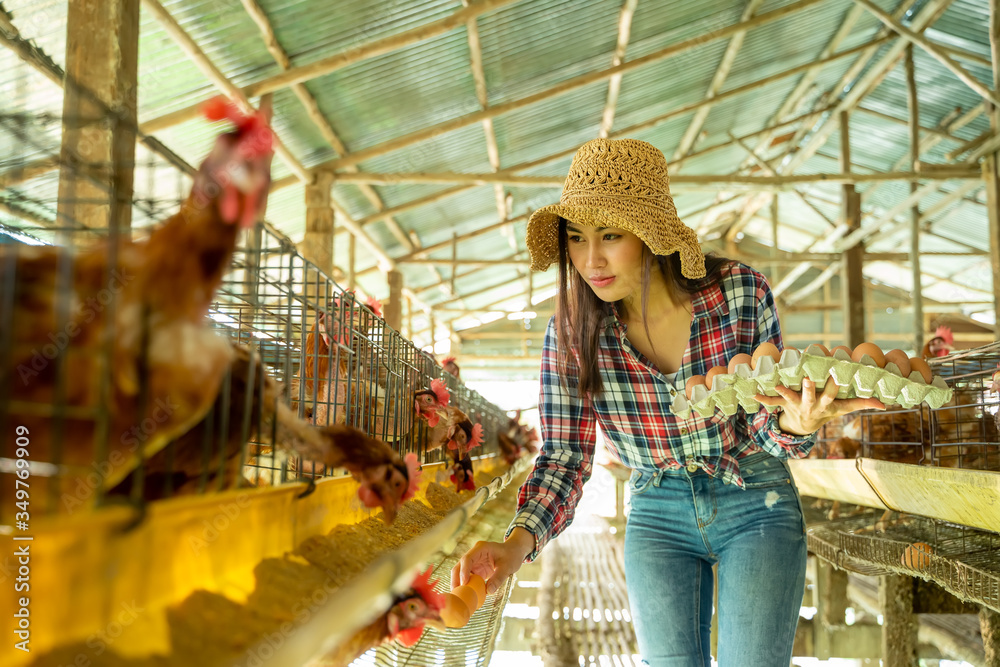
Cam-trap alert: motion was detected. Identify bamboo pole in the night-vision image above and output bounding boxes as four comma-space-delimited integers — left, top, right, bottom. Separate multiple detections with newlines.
140, 0, 310, 183
673, 0, 766, 163
785, 0, 956, 174
988, 0, 1000, 334
853, 0, 1000, 106
598, 0, 639, 138
347, 233, 356, 291
239, 0, 421, 252
314, 27, 879, 174
139, 0, 525, 133
325, 169, 979, 187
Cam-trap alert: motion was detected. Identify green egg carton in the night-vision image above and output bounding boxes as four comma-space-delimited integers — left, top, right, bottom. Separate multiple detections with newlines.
670, 345, 953, 421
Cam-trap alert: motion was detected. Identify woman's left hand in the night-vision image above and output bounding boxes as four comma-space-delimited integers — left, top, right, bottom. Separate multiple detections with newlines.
754, 377, 887, 436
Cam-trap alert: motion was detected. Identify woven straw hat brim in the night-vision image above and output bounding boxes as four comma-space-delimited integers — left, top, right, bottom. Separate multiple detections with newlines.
526, 202, 706, 279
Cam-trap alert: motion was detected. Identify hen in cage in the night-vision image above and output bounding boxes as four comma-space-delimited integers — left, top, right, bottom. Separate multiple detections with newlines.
296, 293, 413, 443
0, 102, 273, 514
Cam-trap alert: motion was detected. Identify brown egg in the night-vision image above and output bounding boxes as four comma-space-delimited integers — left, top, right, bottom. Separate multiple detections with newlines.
467, 574, 488, 609
453, 584, 481, 613
908, 357, 933, 383
851, 342, 886, 367
705, 365, 728, 389
883, 349, 911, 377
901, 542, 934, 570
728, 353, 753, 374
804, 344, 831, 356
752, 342, 781, 369
784, 346, 799, 354
685, 375, 706, 400
441, 593, 472, 628
830, 345, 853, 359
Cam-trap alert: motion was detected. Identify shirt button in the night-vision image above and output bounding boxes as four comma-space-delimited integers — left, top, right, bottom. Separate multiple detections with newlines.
686, 462, 698, 473
680, 427, 688, 435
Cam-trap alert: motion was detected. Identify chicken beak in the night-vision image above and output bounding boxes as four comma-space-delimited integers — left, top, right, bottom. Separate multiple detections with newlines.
381, 497, 399, 524
424, 618, 447, 632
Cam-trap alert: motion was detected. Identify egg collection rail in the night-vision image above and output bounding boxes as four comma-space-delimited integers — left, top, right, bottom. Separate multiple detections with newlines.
804, 502, 1000, 613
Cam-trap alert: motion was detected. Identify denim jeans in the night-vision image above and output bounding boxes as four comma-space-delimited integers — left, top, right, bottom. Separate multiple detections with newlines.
623, 451, 807, 667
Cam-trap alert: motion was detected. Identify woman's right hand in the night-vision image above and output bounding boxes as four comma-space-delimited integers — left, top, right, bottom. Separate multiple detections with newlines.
451, 527, 536, 595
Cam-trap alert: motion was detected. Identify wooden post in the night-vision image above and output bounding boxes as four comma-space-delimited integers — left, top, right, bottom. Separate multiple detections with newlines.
879, 574, 918, 667
385, 269, 403, 331
818, 560, 849, 627
906, 44, 925, 352
429, 313, 437, 352
347, 233, 356, 291
770, 194, 780, 286
981, 606, 1000, 666
988, 0, 1000, 337
56, 0, 140, 235
302, 171, 335, 275
450, 232, 458, 294
406, 296, 414, 340
840, 111, 865, 347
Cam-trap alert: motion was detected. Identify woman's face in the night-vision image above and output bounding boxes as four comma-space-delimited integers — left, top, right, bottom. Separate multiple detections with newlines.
565, 223, 646, 303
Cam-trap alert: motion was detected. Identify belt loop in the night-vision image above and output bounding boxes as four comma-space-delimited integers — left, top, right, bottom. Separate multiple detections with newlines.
653, 470, 665, 487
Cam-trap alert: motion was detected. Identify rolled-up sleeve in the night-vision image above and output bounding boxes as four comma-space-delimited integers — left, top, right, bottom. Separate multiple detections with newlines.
739, 273, 817, 458
506, 317, 597, 561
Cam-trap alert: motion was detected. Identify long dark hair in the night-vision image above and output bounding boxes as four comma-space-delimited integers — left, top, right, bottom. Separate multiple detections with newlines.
554, 217, 732, 396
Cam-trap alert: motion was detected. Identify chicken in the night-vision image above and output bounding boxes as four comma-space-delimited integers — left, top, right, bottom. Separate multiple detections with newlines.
297, 292, 408, 442
103, 344, 420, 521
449, 452, 475, 492
441, 355, 460, 380
0, 101, 272, 513
315, 566, 445, 666
315, 424, 422, 523
414, 379, 477, 456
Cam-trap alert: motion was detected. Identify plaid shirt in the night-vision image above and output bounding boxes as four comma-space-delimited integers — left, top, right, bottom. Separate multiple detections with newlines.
508, 263, 817, 561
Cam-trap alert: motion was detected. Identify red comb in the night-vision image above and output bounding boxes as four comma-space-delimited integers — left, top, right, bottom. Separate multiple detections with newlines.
934, 325, 954, 346
430, 379, 450, 406
410, 566, 446, 612
365, 295, 384, 318
402, 452, 421, 502
442, 356, 456, 366
469, 423, 484, 450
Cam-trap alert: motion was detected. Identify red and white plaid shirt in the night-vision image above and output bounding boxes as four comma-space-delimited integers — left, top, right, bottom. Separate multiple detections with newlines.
509, 263, 816, 560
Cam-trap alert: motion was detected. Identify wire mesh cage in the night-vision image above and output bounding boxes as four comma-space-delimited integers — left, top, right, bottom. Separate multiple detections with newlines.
0, 106, 509, 523
812, 344, 1000, 470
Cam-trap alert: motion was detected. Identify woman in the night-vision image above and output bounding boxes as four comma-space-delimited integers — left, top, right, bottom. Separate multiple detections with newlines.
452, 139, 885, 666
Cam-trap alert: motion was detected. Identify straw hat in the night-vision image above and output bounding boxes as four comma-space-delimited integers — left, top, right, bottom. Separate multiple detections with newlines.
525, 138, 705, 278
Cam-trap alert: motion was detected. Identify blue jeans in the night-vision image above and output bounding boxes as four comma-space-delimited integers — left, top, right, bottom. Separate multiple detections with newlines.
623, 452, 807, 667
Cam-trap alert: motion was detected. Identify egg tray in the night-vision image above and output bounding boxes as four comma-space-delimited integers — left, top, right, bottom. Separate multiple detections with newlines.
669, 347, 953, 421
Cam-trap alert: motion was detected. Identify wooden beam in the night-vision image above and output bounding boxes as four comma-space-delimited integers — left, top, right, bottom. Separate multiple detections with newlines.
598, 0, 639, 138
56, 0, 140, 234
140, 0, 310, 183
841, 112, 865, 347
907, 44, 926, 352
855, 106, 968, 143
326, 169, 979, 187
879, 575, 918, 666
988, 0, 1000, 334
140, 0, 525, 133
240, 0, 416, 251
316, 26, 880, 173
786, 0, 956, 174
736, 4, 865, 173
403, 258, 532, 267
301, 172, 335, 275
673, 0, 765, 163
853, 0, 1000, 106
413, 251, 526, 294
385, 270, 403, 331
